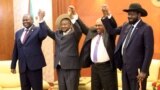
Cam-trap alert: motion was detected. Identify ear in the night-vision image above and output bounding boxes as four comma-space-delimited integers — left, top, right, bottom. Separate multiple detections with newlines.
137, 12, 141, 17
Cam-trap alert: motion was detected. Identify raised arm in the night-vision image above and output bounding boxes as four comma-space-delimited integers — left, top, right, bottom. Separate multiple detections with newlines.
101, 4, 121, 35
68, 5, 89, 35
38, 10, 55, 40
36, 10, 48, 40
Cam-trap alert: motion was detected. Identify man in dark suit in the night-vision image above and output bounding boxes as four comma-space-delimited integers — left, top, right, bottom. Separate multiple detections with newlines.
102, 3, 154, 90
71, 5, 118, 90
11, 10, 47, 90
40, 13, 82, 90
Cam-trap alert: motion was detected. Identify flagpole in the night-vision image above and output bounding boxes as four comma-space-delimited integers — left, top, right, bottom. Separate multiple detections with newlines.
28, 0, 30, 14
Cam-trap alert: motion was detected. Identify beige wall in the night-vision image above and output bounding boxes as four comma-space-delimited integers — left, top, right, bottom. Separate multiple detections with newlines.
13, 0, 54, 82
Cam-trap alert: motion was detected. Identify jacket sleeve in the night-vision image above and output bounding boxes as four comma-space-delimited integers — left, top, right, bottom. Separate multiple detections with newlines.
141, 25, 154, 73
73, 22, 82, 41
11, 33, 18, 69
76, 18, 89, 35
39, 21, 55, 40
38, 22, 48, 40
101, 16, 121, 35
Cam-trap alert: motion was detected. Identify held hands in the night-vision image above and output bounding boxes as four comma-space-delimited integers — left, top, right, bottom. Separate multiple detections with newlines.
101, 4, 110, 17
137, 71, 147, 82
37, 9, 45, 21
67, 5, 77, 19
11, 69, 16, 74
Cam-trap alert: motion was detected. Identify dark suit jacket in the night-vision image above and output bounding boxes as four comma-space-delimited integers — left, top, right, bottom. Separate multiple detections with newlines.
41, 22, 82, 69
11, 22, 47, 73
78, 17, 117, 70
102, 18, 154, 79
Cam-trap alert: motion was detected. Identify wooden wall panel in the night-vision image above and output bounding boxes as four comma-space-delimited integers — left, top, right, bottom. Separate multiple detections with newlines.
0, 0, 14, 60
52, 0, 72, 30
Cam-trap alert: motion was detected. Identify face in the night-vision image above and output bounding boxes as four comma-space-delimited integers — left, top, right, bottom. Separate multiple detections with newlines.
22, 15, 33, 29
95, 18, 105, 34
127, 11, 140, 24
60, 18, 72, 32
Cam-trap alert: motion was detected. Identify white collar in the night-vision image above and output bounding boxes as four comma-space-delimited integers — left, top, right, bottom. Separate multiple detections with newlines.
132, 19, 141, 28
63, 28, 72, 35
24, 25, 33, 31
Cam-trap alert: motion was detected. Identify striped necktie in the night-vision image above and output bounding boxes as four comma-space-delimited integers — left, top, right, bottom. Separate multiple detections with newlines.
123, 25, 134, 53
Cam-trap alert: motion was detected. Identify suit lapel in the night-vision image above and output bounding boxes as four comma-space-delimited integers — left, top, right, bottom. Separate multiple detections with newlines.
56, 30, 63, 40
103, 30, 108, 46
115, 25, 131, 52
85, 30, 97, 42
127, 21, 144, 48
126, 27, 138, 47
24, 25, 36, 44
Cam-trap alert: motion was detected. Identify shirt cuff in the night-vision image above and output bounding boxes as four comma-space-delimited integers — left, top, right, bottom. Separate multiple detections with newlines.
39, 19, 45, 23
102, 14, 112, 19
107, 14, 112, 19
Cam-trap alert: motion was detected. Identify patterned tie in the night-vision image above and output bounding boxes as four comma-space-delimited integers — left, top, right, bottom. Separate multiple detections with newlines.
22, 29, 29, 44
123, 25, 134, 53
93, 35, 101, 62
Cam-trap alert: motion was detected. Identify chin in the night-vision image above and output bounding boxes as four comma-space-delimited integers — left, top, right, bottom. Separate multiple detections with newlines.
129, 21, 134, 24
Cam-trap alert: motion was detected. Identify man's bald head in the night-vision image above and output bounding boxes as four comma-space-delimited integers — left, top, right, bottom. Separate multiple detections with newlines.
95, 18, 105, 34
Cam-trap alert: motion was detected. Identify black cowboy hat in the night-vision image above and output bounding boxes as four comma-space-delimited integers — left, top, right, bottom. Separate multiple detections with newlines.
123, 3, 148, 17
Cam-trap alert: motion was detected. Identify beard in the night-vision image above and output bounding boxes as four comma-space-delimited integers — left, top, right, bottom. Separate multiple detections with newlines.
128, 17, 139, 24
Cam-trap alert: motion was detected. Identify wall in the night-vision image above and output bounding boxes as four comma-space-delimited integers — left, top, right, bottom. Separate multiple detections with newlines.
0, 0, 14, 60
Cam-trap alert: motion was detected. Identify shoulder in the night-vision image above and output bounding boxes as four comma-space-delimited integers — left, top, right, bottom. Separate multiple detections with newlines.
32, 26, 39, 30
140, 21, 153, 31
16, 28, 23, 34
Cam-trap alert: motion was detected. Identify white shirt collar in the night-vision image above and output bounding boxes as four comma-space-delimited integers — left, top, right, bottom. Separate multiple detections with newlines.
63, 28, 72, 35
132, 19, 141, 28
24, 25, 33, 31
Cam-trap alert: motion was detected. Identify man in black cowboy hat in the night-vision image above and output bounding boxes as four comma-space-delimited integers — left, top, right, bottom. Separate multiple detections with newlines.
102, 3, 154, 90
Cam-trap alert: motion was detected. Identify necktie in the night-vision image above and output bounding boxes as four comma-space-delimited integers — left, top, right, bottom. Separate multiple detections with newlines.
93, 35, 101, 62
123, 25, 134, 53
22, 30, 29, 44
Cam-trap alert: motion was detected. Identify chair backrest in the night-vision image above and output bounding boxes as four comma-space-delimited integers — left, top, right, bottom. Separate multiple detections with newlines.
147, 59, 160, 82
0, 60, 19, 74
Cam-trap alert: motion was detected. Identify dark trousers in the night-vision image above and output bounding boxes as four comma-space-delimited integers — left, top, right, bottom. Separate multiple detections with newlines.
20, 68, 42, 90
57, 66, 80, 90
91, 61, 118, 90
122, 67, 147, 90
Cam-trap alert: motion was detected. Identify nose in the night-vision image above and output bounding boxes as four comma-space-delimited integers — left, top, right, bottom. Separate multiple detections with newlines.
61, 25, 66, 28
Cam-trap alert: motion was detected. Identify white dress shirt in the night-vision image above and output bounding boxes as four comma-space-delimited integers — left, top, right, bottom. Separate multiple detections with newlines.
20, 26, 33, 43
63, 29, 72, 36
91, 34, 110, 63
